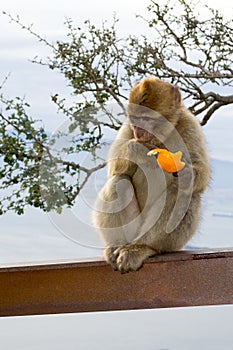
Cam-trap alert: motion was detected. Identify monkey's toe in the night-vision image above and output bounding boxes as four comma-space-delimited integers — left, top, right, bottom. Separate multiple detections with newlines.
103, 246, 122, 271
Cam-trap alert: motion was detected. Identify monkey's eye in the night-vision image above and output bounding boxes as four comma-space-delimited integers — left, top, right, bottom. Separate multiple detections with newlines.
141, 116, 151, 122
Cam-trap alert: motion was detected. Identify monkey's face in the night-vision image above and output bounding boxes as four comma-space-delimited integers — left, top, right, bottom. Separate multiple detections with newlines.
128, 76, 182, 145
129, 115, 159, 144
128, 110, 174, 145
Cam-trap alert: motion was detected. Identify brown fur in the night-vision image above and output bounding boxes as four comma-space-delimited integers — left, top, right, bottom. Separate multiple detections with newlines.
93, 76, 210, 273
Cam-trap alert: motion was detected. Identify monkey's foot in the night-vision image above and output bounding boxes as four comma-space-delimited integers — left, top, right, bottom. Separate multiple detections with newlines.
115, 243, 156, 274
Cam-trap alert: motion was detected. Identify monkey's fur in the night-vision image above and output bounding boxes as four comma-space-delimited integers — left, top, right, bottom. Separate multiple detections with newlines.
93, 76, 210, 273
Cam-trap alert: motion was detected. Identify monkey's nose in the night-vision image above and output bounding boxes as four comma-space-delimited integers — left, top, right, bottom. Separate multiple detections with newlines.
134, 127, 145, 139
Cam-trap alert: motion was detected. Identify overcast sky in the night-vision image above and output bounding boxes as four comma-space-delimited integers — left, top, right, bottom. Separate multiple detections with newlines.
1, 0, 232, 155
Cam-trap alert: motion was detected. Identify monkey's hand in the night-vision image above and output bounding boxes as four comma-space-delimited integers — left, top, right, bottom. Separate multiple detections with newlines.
108, 139, 154, 178
176, 161, 210, 194
176, 163, 194, 190
126, 139, 156, 167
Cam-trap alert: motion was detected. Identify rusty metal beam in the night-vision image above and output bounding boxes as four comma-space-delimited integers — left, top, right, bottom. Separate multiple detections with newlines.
0, 248, 233, 317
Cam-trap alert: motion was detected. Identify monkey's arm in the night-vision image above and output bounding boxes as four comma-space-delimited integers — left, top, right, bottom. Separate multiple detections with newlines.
192, 159, 210, 193
182, 139, 210, 194
179, 117, 210, 194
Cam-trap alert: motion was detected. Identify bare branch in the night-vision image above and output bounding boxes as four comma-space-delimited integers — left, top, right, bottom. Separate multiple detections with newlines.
200, 102, 225, 126
204, 92, 233, 104
2, 12, 55, 50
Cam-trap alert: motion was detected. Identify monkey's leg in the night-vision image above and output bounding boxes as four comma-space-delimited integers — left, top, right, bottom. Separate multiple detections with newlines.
155, 194, 201, 253
109, 176, 169, 273
113, 181, 195, 273
95, 174, 142, 269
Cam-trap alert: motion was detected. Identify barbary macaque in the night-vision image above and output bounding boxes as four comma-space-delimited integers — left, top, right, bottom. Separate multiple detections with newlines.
93, 76, 210, 273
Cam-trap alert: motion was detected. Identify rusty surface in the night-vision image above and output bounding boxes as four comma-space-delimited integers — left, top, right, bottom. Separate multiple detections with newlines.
0, 248, 233, 317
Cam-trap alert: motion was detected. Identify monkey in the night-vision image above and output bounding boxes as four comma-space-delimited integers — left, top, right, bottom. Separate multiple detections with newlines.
93, 76, 210, 273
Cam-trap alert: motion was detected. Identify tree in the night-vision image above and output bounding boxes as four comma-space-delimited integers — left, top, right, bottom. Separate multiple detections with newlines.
0, 0, 232, 215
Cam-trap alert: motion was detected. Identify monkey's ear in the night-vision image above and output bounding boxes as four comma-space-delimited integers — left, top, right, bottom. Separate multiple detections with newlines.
142, 76, 158, 92
172, 85, 181, 106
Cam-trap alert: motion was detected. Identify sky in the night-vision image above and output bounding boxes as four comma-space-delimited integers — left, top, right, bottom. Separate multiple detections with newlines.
0, 0, 232, 264
1, 0, 232, 152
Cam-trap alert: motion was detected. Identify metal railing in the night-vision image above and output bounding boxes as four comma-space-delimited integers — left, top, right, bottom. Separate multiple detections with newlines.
0, 248, 233, 317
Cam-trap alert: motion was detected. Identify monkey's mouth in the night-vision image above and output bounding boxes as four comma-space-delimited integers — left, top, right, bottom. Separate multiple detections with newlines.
134, 127, 155, 143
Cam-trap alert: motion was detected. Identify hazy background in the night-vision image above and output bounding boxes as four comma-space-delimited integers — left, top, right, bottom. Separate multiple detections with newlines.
0, 1, 233, 349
